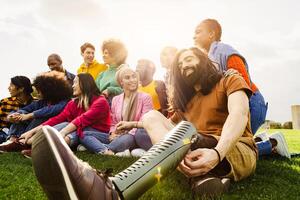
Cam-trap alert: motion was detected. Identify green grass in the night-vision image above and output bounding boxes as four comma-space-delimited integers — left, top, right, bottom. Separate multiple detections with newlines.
0, 129, 300, 200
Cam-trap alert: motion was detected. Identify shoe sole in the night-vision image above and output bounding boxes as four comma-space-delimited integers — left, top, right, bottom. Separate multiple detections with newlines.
32, 126, 78, 200
192, 177, 228, 197
271, 133, 291, 159
112, 121, 197, 199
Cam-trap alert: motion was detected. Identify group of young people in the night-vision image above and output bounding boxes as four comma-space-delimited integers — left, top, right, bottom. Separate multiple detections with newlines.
0, 19, 291, 199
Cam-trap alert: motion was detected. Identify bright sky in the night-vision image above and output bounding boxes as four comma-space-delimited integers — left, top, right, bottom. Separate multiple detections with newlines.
0, 0, 299, 123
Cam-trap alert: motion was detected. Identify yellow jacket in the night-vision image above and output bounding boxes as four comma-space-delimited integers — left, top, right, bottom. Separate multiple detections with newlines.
77, 60, 107, 80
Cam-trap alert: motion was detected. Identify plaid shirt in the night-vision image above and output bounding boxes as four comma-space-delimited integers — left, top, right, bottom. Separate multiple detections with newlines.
0, 97, 32, 130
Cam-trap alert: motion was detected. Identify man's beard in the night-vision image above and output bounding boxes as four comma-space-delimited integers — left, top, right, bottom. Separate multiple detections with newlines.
182, 67, 199, 87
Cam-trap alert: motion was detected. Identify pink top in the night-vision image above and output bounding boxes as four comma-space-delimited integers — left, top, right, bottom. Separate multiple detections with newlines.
44, 95, 111, 138
110, 92, 153, 135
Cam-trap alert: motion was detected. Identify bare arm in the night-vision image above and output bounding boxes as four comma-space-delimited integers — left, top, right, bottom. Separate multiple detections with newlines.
180, 90, 249, 177
215, 90, 249, 159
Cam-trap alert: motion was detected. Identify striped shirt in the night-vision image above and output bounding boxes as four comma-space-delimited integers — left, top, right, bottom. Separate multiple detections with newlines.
0, 97, 32, 130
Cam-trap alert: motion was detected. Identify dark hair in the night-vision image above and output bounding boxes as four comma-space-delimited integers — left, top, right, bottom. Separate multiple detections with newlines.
102, 39, 128, 66
170, 47, 223, 111
80, 42, 95, 54
47, 53, 62, 65
201, 19, 222, 41
11, 76, 33, 95
76, 73, 101, 108
32, 71, 72, 104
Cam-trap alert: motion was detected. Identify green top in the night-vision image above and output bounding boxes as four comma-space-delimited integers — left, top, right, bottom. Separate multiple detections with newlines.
95, 66, 123, 97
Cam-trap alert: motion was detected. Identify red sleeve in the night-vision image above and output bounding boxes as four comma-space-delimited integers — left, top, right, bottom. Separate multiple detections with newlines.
72, 97, 109, 129
43, 101, 73, 126
227, 55, 251, 87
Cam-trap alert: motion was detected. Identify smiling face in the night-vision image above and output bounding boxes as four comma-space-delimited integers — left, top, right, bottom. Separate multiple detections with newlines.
102, 49, 116, 66
119, 69, 138, 92
72, 76, 82, 97
177, 50, 201, 87
81, 47, 95, 65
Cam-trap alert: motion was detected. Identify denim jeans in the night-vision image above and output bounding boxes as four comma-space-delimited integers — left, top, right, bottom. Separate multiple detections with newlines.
53, 122, 110, 153
0, 130, 7, 144
8, 118, 48, 138
106, 128, 153, 153
256, 140, 272, 157
249, 91, 268, 134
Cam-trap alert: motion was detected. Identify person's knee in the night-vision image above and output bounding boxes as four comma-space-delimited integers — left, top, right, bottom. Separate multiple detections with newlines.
141, 110, 165, 128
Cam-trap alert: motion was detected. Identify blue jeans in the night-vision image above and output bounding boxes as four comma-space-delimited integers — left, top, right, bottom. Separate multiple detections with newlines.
256, 140, 272, 157
106, 128, 153, 153
53, 122, 110, 153
0, 130, 8, 143
8, 118, 48, 138
250, 91, 268, 134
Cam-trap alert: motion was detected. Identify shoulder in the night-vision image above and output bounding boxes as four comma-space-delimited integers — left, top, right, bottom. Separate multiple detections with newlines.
221, 75, 252, 98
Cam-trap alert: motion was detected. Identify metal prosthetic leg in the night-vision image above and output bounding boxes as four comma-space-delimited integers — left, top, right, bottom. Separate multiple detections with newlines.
111, 121, 197, 200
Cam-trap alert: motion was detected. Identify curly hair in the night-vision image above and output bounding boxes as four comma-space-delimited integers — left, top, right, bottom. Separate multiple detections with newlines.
170, 47, 222, 111
102, 39, 128, 66
32, 71, 72, 104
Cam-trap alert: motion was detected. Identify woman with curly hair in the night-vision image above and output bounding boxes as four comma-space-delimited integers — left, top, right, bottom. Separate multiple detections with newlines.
13, 73, 111, 156
0, 71, 72, 152
95, 39, 127, 103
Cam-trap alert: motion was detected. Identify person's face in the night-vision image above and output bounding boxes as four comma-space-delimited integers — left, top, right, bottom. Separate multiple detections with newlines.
102, 49, 116, 65
72, 76, 82, 96
136, 61, 153, 81
8, 82, 21, 97
178, 50, 200, 86
120, 70, 138, 92
160, 50, 176, 69
81, 47, 95, 65
193, 23, 213, 49
48, 57, 63, 72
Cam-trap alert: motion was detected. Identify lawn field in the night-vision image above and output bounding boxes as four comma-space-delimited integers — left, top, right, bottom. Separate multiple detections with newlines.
0, 129, 299, 200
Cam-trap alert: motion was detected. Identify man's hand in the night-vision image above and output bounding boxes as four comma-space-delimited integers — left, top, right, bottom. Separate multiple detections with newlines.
19, 113, 33, 121
178, 148, 220, 177
224, 69, 241, 77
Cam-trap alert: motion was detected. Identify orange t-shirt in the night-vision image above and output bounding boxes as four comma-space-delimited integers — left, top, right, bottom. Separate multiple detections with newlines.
227, 55, 258, 92
171, 75, 257, 152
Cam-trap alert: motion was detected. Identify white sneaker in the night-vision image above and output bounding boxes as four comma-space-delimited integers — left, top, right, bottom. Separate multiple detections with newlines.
269, 132, 291, 159
255, 132, 269, 141
115, 149, 131, 157
77, 144, 87, 152
131, 148, 146, 157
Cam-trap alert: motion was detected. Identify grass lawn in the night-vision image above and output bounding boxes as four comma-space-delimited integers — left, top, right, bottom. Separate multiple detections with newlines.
0, 129, 300, 200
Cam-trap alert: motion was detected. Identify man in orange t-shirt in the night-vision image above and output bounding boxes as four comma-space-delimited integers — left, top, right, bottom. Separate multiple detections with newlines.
116, 47, 257, 197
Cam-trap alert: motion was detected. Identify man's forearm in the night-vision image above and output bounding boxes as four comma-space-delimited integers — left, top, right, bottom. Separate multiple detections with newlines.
215, 112, 248, 160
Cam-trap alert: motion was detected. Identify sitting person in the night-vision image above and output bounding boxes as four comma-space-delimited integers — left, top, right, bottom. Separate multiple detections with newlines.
136, 59, 168, 116
0, 71, 72, 151
104, 66, 153, 157
0, 76, 33, 144
30, 47, 259, 199
18, 73, 111, 156
77, 42, 107, 80
95, 39, 126, 103
47, 53, 75, 85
